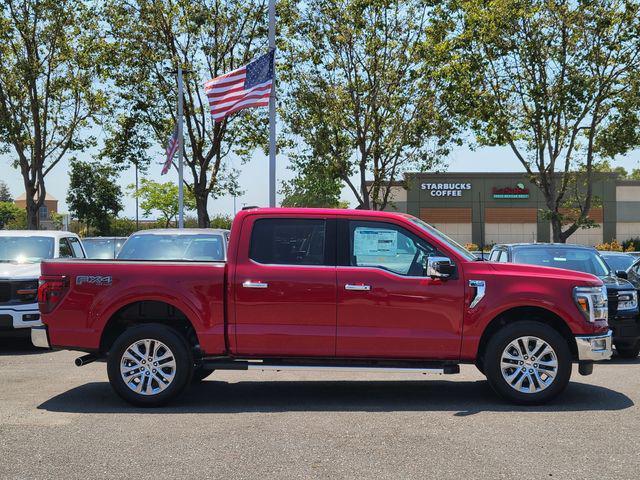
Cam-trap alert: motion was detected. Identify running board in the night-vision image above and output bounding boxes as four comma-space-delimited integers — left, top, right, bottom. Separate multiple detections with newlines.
201, 359, 459, 375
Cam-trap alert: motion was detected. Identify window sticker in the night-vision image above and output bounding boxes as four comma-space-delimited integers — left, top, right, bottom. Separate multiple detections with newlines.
354, 228, 398, 256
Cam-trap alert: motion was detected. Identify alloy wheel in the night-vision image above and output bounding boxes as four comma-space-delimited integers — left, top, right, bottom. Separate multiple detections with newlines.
120, 338, 176, 396
500, 336, 558, 394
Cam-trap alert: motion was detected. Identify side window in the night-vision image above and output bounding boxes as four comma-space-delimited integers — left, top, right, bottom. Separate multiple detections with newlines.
349, 221, 436, 276
68, 237, 84, 258
249, 218, 327, 266
497, 250, 509, 263
58, 238, 74, 258
489, 250, 500, 262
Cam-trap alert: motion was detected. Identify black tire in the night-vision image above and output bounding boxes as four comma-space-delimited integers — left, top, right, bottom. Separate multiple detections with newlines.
107, 323, 193, 407
615, 341, 640, 359
484, 321, 572, 405
191, 367, 215, 383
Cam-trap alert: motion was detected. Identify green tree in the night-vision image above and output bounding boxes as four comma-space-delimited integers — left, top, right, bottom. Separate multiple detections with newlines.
281, 0, 458, 210
0, 181, 12, 202
280, 156, 347, 208
130, 179, 196, 228
67, 161, 124, 235
0, 1, 107, 229
103, 0, 287, 226
0, 202, 22, 229
447, 0, 640, 242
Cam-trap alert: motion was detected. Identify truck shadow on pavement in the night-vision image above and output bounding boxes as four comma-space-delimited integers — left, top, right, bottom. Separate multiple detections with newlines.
0, 335, 45, 356
38, 379, 633, 416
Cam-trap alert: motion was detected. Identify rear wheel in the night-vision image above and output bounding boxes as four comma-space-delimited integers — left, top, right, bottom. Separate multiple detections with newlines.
615, 341, 640, 359
107, 324, 193, 407
484, 321, 572, 405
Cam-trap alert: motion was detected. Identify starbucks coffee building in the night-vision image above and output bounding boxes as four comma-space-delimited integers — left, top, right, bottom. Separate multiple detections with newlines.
374, 172, 640, 247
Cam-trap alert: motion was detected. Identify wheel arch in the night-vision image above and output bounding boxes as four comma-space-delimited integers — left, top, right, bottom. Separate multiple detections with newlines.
99, 299, 201, 355
475, 306, 578, 371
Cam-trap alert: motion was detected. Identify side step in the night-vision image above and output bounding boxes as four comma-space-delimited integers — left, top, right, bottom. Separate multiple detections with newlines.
201, 359, 460, 375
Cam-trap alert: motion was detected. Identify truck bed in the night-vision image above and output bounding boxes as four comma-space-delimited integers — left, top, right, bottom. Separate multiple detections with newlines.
40, 259, 227, 354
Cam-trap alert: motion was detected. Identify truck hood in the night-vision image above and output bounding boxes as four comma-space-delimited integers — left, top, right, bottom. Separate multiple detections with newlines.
599, 274, 635, 292
0, 262, 41, 281
485, 261, 603, 286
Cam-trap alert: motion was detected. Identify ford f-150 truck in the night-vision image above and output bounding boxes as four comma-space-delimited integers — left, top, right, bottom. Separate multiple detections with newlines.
32, 208, 613, 406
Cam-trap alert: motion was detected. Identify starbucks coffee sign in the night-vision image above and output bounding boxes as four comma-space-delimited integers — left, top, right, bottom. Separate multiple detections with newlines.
420, 182, 472, 197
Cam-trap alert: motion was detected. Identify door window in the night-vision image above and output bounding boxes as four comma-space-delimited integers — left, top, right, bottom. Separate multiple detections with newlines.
497, 250, 509, 263
249, 218, 327, 265
58, 238, 74, 258
349, 221, 435, 276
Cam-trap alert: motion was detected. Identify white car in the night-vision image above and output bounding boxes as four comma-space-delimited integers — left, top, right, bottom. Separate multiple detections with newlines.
0, 230, 85, 333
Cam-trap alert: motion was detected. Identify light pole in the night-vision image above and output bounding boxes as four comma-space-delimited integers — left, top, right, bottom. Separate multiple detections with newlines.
268, 0, 276, 208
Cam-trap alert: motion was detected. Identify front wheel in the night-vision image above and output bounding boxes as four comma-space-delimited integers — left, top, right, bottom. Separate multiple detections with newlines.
484, 321, 572, 405
107, 323, 193, 407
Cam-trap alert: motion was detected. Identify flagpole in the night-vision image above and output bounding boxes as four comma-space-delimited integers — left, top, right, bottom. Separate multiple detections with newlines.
177, 64, 185, 228
268, 0, 276, 208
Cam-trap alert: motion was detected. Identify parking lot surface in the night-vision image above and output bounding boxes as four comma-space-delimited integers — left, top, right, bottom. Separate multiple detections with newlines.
1, 336, 639, 479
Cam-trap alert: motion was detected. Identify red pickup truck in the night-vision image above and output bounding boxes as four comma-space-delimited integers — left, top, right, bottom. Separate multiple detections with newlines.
32, 208, 613, 406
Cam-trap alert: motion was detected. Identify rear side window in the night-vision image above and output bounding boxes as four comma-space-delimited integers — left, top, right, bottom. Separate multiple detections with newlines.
250, 218, 327, 265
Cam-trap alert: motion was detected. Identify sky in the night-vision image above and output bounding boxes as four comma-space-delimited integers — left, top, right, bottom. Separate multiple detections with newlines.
2, 139, 640, 219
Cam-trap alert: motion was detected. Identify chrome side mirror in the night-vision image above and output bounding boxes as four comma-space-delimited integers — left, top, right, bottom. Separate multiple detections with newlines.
425, 256, 455, 278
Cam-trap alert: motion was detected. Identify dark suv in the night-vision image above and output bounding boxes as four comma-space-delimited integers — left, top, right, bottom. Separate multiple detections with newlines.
490, 243, 640, 358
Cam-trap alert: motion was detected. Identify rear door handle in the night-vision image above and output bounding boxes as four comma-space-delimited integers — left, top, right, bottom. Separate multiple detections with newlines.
345, 284, 371, 291
242, 281, 269, 289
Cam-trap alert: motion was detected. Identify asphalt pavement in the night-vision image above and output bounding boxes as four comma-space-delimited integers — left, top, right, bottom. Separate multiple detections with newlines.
1, 335, 639, 479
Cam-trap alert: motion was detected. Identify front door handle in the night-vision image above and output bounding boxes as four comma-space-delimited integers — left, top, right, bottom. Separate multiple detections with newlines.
345, 284, 371, 291
242, 281, 269, 289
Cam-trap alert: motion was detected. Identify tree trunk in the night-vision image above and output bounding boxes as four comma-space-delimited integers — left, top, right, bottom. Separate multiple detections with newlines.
550, 215, 563, 243
195, 192, 210, 228
23, 181, 44, 230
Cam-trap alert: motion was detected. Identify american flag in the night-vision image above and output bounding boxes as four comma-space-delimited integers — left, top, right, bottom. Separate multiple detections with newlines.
204, 50, 274, 123
161, 128, 179, 175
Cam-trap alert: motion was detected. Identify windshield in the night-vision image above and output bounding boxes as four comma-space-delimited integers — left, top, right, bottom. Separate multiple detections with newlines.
0, 236, 55, 263
512, 246, 610, 277
408, 216, 477, 261
83, 238, 126, 259
600, 253, 635, 272
117, 233, 225, 261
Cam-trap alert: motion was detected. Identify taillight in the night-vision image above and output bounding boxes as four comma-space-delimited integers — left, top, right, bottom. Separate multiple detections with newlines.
38, 275, 70, 314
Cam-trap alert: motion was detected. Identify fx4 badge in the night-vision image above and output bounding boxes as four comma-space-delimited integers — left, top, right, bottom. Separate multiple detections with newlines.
76, 275, 112, 286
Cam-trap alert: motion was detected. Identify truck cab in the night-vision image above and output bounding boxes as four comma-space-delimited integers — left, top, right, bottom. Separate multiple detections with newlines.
33, 209, 612, 406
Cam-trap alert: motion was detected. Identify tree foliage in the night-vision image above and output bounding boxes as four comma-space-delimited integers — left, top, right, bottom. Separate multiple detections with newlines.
0, 0, 106, 229
446, 0, 640, 242
280, 156, 347, 208
130, 178, 196, 228
103, 0, 289, 226
0, 181, 13, 202
281, 0, 459, 210
0, 202, 22, 229
67, 160, 123, 235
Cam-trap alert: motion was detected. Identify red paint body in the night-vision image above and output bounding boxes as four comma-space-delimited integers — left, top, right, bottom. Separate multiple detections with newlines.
40, 208, 608, 362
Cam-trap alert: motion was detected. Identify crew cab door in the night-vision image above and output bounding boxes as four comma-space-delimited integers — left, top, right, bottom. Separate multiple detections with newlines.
336, 219, 464, 360
232, 215, 337, 357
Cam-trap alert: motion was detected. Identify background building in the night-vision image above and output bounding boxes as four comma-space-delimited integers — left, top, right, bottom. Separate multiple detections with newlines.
14, 192, 59, 229
372, 172, 640, 247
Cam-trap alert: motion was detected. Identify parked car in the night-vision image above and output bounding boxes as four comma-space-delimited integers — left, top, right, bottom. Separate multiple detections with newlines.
33, 209, 612, 406
599, 251, 637, 275
0, 230, 85, 334
82, 237, 127, 259
116, 229, 228, 261
490, 243, 639, 358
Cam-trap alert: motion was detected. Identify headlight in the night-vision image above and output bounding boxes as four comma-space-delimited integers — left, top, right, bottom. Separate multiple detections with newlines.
617, 290, 638, 311
573, 285, 608, 323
